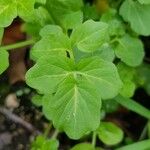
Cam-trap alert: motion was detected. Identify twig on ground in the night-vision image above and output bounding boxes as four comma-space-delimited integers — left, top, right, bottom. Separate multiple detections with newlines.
0, 106, 41, 135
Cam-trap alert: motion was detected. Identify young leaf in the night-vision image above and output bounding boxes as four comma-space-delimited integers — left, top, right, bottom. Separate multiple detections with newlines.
71, 20, 109, 53
115, 34, 144, 67
31, 135, 59, 150
70, 143, 95, 150
43, 77, 101, 139
115, 95, 150, 120
31, 25, 71, 60
97, 122, 123, 145
116, 139, 150, 150
45, 0, 83, 30
0, 0, 17, 27
119, 0, 150, 36
117, 63, 136, 97
0, 49, 9, 74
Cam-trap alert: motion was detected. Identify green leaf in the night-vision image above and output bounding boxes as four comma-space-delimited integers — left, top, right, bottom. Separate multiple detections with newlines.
115, 34, 144, 67
101, 9, 125, 36
17, 0, 35, 22
116, 139, 150, 150
70, 143, 95, 150
31, 135, 59, 150
43, 76, 101, 139
119, 0, 150, 36
26, 56, 74, 94
36, 0, 46, 4
71, 20, 109, 53
0, 49, 9, 74
97, 122, 123, 145
77, 57, 122, 99
45, 0, 83, 30
0, 0, 17, 27
31, 25, 71, 61
138, 0, 150, 4
117, 63, 136, 97
115, 95, 150, 120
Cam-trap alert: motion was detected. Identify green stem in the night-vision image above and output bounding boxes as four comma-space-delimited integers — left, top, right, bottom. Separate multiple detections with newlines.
92, 131, 97, 148
51, 129, 59, 139
0, 39, 35, 51
44, 123, 52, 138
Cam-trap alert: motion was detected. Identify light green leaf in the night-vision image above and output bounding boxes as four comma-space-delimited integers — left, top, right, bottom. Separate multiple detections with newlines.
115, 95, 150, 120
116, 139, 150, 150
101, 8, 125, 36
70, 143, 95, 150
0, 49, 9, 74
119, 0, 150, 36
31, 135, 59, 150
0, 0, 17, 27
138, 0, 150, 4
26, 56, 74, 94
77, 57, 122, 99
45, 0, 83, 30
43, 77, 101, 139
31, 25, 71, 61
117, 63, 136, 97
16, 0, 35, 22
115, 34, 144, 67
97, 122, 123, 145
71, 20, 109, 53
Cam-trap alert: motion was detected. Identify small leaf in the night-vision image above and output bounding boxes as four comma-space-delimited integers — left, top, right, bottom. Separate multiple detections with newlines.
31, 135, 59, 150
119, 0, 150, 35
115, 34, 144, 67
117, 63, 136, 97
0, 49, 9, 74
71, 20, 109, 53
97, 122, 123, 145
32, 94, 43, 107
43, 77, 101, 139
31, 25, 71, 61
70, 143, 95, 150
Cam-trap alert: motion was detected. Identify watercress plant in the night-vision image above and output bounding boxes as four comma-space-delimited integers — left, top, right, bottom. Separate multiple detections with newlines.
0, 0, 150, 149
